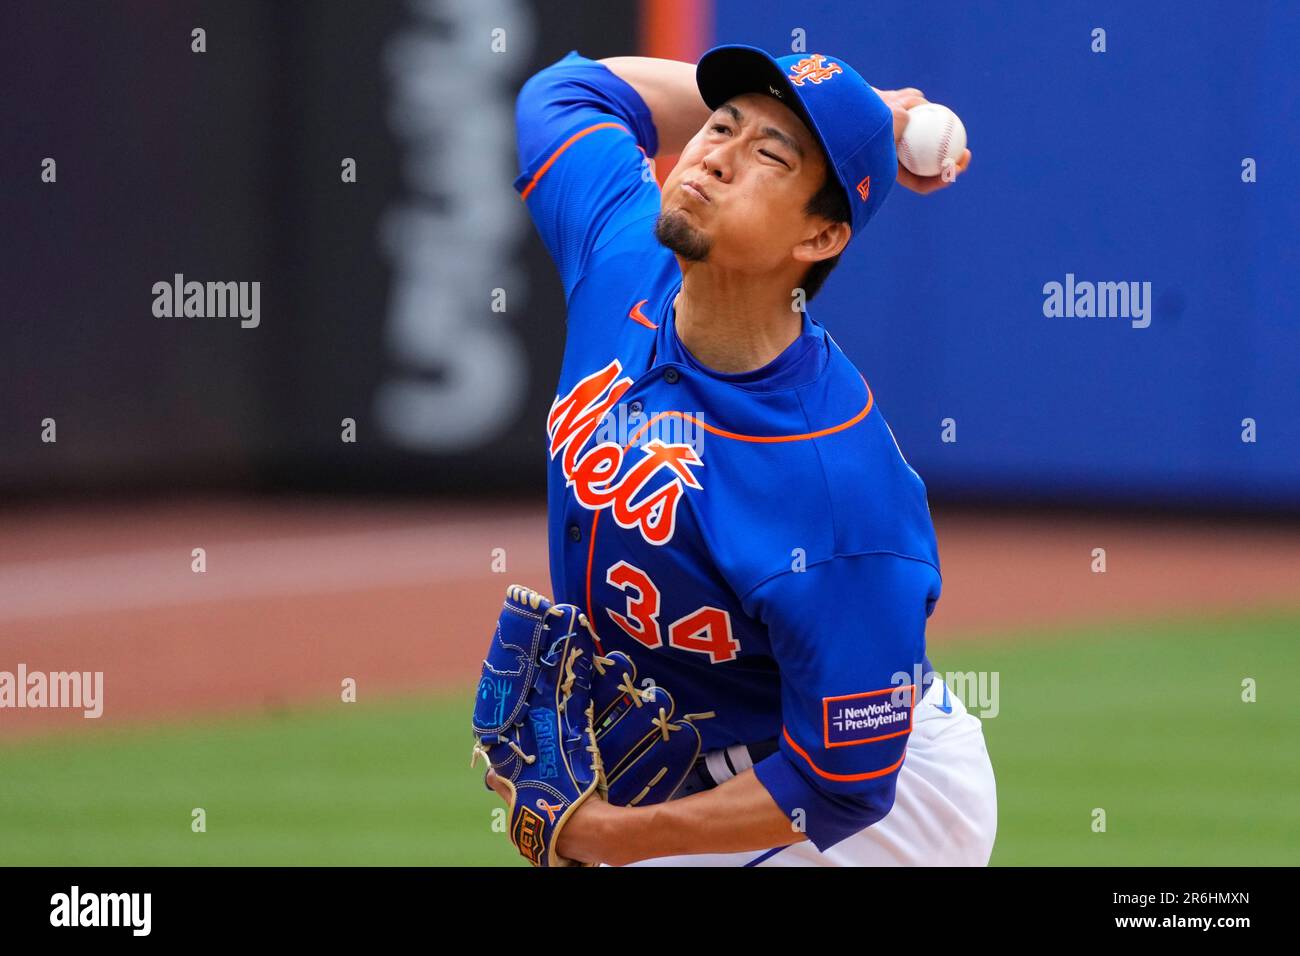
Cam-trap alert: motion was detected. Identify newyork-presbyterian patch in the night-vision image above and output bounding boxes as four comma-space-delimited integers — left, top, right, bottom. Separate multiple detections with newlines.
823, 686, 915, 748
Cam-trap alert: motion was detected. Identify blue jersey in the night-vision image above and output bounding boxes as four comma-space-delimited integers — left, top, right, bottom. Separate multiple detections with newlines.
514, 50, 942, 852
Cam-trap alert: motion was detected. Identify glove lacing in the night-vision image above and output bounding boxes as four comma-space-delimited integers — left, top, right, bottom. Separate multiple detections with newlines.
474, 600, 716, 771
474, 613, 604, 776
589, 647, 718, 740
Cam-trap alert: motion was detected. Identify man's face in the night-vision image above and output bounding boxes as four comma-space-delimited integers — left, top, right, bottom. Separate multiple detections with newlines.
656, 91, 837, 274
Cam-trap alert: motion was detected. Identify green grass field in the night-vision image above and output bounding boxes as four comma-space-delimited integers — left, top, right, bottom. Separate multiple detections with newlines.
2, 608, 1296, 866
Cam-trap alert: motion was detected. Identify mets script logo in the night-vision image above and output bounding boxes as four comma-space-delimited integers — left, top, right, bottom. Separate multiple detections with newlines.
788, 54, 842, 86
548, 360, 703, 547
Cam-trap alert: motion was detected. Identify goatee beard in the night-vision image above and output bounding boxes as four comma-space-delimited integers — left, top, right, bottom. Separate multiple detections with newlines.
654, 209, 712, 262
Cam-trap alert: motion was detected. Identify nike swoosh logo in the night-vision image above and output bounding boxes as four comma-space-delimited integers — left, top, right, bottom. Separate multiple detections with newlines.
629, 299, 659, 329
936, 683, 953, 714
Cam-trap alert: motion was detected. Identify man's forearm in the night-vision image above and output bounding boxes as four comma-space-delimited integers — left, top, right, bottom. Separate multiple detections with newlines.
559, 767, 807, 866
598, 56, 711, 158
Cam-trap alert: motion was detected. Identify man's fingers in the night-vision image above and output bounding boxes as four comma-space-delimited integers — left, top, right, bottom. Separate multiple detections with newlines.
896, 146, 972, 195
485, 769, 512, 803
891, 105, 910, 144
888, 95, 929, 143
896, 167, 932, 193
874, 86, 925, 102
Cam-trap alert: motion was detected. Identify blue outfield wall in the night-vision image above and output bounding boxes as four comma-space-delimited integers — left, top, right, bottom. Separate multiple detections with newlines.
712, 0, 1299, 508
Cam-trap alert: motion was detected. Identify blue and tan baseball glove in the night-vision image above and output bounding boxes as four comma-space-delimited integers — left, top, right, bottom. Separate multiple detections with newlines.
472, 585, 605, 867
472, 584, 713, 866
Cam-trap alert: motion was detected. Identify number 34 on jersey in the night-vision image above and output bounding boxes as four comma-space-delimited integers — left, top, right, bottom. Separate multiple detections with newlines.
604, 560, 739, 664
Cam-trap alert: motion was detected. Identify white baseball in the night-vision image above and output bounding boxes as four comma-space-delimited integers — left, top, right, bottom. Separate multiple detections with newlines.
898, 103, 967, 179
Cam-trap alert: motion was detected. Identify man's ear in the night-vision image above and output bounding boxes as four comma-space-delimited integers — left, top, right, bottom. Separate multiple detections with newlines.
792, 220, 851, 266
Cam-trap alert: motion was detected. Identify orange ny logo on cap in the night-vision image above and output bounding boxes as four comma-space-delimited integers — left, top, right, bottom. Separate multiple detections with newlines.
788, 54, 843, 86
856, 176, 870, 201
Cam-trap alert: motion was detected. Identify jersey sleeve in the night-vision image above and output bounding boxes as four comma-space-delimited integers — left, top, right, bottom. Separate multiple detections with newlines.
745, 552, 941, 852
513, 50, 662, 299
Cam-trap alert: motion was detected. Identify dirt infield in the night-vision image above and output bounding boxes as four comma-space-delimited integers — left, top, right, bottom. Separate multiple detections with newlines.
2, 498, 1297, 737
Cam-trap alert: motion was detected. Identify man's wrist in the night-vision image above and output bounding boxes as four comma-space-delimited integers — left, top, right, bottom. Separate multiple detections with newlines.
557, 797, 631, 866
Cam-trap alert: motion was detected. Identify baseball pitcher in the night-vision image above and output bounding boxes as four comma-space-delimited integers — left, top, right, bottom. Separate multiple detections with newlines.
471, 43, 996, 867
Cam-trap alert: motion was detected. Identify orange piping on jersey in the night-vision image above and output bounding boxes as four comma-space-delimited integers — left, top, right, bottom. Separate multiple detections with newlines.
626, 380, 873, 445
783, 727, 907, 782
518, 122, 631, 202
629, 299, 659, 329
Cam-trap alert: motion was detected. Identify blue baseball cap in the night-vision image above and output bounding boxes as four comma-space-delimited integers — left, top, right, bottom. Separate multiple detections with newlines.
695, 45, 897, 244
